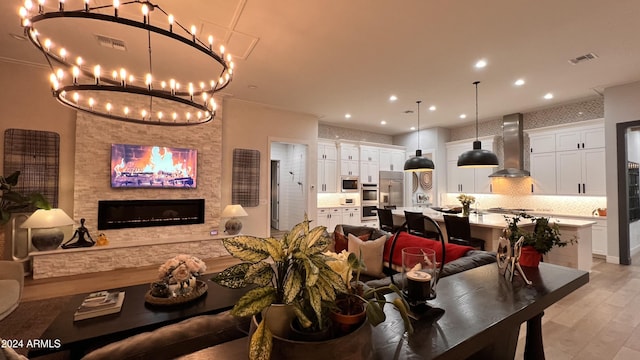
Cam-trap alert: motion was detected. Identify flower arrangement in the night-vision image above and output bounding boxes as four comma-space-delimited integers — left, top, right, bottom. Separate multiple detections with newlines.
158, 254, 207, 288
456, 193, 475, 206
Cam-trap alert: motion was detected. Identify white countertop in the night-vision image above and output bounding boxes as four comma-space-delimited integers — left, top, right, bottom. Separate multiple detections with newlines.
392, 207, 595, 229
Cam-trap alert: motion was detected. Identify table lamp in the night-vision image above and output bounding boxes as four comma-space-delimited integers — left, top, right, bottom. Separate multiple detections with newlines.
221, 204, 248, 235
20, 208, 75, 251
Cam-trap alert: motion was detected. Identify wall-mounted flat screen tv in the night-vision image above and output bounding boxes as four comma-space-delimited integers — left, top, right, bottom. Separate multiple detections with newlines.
110, 144, 197, 188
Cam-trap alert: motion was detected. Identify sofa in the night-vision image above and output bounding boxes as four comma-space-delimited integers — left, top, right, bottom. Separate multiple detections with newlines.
330, 224, 497, 289
0, 261, 23, 322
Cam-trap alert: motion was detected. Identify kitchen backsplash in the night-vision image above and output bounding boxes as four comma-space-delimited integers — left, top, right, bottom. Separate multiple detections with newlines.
318, 193, 361, 207
441, 190, 606, 218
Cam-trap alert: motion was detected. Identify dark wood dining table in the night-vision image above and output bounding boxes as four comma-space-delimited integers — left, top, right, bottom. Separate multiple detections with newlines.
195, 262, 588, 360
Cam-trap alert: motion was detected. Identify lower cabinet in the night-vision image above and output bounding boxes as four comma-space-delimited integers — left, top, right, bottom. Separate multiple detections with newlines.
316, 207, 361, 230
591, 218, 607, 257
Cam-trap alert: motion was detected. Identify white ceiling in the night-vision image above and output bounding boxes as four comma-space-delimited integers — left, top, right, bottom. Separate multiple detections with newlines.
3, 0, 640, 135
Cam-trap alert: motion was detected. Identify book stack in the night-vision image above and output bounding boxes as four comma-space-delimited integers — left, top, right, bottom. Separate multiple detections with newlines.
74, 290, 126, 321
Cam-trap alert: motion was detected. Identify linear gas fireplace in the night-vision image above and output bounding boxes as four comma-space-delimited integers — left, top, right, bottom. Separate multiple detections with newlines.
98, 199, 205, 230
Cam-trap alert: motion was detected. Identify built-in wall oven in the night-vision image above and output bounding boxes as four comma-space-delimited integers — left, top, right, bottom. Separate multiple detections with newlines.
361, 183, 379, 221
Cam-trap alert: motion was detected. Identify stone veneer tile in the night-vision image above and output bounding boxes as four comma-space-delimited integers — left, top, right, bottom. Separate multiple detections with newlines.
73, 102, 222, 246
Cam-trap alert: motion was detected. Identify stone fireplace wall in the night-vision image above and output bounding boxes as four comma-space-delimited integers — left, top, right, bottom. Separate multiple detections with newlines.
73, 109, 222, 246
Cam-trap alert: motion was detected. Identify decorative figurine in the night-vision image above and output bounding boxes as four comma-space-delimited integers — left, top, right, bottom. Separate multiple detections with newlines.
61, 218, 96, 249
496, 235, 532, 285
96, 232, 109, 246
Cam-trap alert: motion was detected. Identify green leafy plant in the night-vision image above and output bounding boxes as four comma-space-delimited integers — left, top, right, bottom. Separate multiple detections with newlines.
504, 213, 575, 255
211, 214, 347, 360
1, 171, 50, 224
326, 250, 414, 334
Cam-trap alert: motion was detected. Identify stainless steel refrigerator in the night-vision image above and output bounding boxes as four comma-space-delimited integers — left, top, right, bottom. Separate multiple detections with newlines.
379, 171, 404, 208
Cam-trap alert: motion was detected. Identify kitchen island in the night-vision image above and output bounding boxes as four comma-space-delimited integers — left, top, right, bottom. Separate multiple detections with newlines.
391, 207, 595, 271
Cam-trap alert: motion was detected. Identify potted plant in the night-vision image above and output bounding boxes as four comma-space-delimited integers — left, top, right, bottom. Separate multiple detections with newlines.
325, 250, 414, 336
211, 215, 347, 359
1, 171, 50, 224
504, 213, 576, 267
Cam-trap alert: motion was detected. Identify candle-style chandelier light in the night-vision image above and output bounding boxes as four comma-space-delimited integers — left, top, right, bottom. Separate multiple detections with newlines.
18, 0, 234, 126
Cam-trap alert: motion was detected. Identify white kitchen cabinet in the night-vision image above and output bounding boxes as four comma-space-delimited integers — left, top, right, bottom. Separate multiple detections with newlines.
591, 218, 607, 256
318, 142, 337, 161
360, 161, 379, 184
316, 208, 342, 230
360, 146, 380, 184
556, 148, 606, 195
318, 142, 338, 193
379, 149, 406, 172
340, 160, 359, 176
341, 207, 361, 226
360, 146, 379, 163
529, 133, 556, 154
446, 139, 494, 193
526, 119, 605, 196
556, 125, 605, 151
339, 143, 360, 176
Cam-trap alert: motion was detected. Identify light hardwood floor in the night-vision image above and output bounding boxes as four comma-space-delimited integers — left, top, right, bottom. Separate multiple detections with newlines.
21, 254, 640, 359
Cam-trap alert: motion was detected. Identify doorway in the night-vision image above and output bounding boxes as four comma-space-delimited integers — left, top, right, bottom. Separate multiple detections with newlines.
270, 160, 280, 230
270, 142, 308, 236
616, 121, 640, 265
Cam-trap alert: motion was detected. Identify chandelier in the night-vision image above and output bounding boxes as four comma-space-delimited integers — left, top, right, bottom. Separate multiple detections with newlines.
18, 0, 235, 126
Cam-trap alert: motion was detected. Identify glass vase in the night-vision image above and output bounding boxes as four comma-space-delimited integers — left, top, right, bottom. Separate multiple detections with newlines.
462, 204, 470, 217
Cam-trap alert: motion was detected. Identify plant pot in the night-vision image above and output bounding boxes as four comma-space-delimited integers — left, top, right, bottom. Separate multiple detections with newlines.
250, 314, 372, 360
289, 317, 333, 342
519, 246, 542, 267
262, 303, 296, 339
330, 297, 366, 336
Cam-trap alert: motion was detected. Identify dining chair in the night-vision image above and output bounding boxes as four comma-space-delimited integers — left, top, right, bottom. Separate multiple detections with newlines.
376, 208, 402, 233
404, 211, 439, 239
442, 215, 486, 250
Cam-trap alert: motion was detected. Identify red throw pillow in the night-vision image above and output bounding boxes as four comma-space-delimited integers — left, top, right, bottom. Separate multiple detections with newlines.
383, 232, 474, 266
334, 232, 369, 252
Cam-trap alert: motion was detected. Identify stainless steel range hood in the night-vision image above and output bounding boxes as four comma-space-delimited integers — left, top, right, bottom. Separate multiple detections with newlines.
489, 113, 531, 177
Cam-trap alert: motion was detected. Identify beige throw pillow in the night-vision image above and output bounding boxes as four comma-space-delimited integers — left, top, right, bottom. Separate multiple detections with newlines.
347, 233, 387, 278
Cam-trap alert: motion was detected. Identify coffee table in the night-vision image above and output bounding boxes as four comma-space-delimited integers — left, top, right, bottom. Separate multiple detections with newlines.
189, 262, 588, 360
28, 277, 248, 358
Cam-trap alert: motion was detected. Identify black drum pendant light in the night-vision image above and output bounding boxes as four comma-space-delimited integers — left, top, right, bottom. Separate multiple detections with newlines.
404, 100, 435, 172
457, 81, 499, 168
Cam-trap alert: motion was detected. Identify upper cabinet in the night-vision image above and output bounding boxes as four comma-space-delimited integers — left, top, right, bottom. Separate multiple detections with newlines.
317, 142, 337, 193
360, 146, 380, 183
446, 138, 495, 194
339, 143, 359, 176
527, 119, 605, 196
379, 148, 406, 172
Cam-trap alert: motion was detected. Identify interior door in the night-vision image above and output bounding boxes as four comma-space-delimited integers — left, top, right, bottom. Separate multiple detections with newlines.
270, 160, 280, 230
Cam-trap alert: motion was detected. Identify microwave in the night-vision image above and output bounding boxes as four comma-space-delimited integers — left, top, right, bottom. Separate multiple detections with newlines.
341, 176, 359, 192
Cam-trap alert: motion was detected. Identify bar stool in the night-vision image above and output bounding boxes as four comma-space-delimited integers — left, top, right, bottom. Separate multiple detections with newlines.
376, 208, 402, 233
443, 215, 486, 250
404, 211, 439, 239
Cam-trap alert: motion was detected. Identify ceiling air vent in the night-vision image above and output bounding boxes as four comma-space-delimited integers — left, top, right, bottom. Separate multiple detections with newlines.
95, 34, 127, 51
568, 52, 598, 65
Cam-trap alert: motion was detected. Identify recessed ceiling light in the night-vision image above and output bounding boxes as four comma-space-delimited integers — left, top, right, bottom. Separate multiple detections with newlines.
459, 114, 467, 119
543, 93, 553, 100
248, 84, 258, 89
475, 59, 487, 68
380, 120, 387, 125
389, 95, 397, 102
410, 126, 416, 130
429, 105, 436, 111
345, 113, 351, 119
514, 79, 525, 86
9, 33, 27, 41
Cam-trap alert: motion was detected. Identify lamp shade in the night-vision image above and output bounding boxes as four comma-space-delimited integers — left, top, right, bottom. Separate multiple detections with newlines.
20, 209, 75, 229
404, 149, 435, 172
221, 205, 248, 218
457, 141, 499, 168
